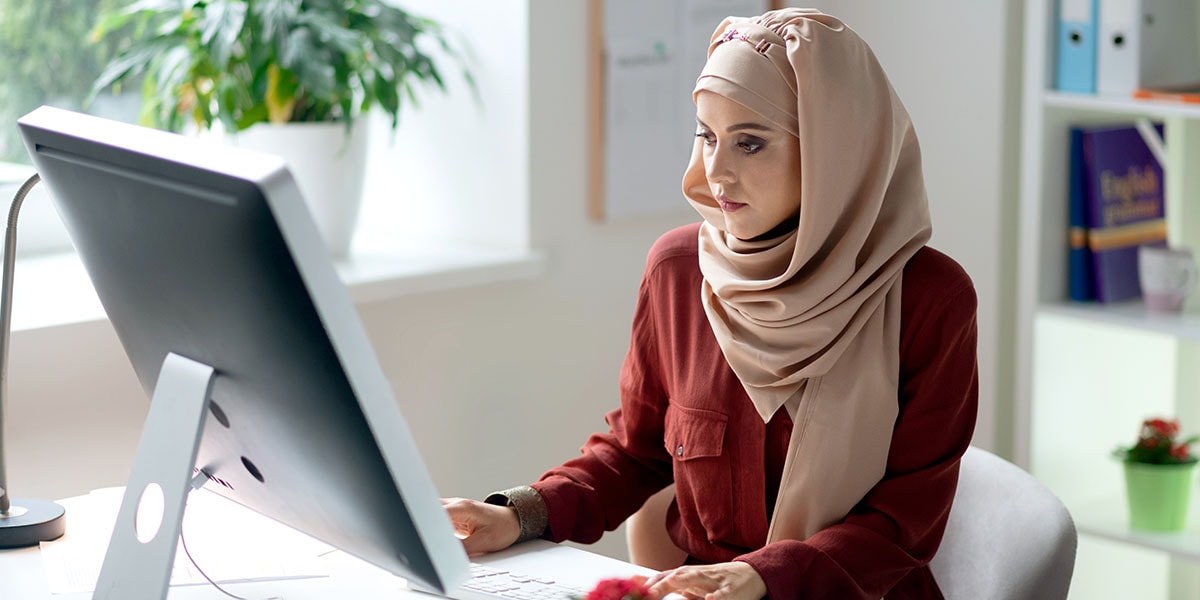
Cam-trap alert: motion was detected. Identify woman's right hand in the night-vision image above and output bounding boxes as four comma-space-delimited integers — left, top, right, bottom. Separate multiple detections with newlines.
441, 497, 522, 557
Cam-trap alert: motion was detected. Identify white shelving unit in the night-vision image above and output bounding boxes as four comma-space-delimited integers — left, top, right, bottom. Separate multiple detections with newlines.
1017, 1, 1200, 598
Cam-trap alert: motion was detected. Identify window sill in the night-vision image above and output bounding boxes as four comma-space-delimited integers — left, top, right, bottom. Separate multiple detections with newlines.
10, 239, 545, 333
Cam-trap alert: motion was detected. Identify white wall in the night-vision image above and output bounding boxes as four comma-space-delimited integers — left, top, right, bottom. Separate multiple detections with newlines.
5, 0, 1020, 563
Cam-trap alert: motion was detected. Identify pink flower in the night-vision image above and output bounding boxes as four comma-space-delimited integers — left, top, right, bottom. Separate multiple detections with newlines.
583, 576, 657, 600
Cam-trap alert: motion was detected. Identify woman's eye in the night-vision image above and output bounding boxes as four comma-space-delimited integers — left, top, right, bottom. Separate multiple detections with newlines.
737, 140, 764, 154
695, 131, 715, 145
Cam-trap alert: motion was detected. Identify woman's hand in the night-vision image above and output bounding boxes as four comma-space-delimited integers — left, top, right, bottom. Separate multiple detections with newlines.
441, 497, 521, 557
646, 562, 767, 600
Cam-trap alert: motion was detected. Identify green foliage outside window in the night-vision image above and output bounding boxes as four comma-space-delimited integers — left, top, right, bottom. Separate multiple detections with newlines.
0, 0, 128, 164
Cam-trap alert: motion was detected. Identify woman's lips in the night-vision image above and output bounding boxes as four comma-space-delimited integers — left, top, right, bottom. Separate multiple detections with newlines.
717, 196, 746, 212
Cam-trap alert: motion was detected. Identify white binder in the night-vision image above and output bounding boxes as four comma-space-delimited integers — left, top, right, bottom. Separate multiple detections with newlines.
1096, 0, 1200, 96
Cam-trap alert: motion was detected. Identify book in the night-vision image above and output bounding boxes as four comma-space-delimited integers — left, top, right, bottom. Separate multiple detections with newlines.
1070, 122, 1166, 303
1067, 128, 1094, 301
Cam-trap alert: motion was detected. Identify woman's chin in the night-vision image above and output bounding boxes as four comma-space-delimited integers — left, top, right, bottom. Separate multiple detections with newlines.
723, 221, 769, 242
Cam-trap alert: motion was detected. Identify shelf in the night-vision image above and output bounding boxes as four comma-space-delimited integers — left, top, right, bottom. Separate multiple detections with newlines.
1021, 0, 1200, 594
1038, 301, 1200, 342
1073, 496, 1200, 562
1044, 91, 1200, 119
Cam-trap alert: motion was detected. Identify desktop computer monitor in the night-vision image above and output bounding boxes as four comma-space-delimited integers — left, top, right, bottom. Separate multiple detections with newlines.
16, 106, 469, 595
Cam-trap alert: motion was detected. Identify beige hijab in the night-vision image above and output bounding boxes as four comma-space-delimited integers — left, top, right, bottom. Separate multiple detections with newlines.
682, 9, 932, 542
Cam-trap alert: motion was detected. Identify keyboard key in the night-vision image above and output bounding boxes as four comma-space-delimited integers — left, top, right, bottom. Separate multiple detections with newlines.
461, 563, 583, 600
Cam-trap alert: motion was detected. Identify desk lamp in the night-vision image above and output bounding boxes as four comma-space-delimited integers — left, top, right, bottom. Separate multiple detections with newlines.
0, 173, 66, 548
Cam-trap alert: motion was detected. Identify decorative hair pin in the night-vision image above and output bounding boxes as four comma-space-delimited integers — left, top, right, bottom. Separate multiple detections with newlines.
720, 28, 750, 43
719, 28, 774, 55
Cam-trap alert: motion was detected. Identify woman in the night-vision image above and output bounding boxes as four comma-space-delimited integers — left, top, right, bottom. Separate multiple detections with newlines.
444, 9, 977, 600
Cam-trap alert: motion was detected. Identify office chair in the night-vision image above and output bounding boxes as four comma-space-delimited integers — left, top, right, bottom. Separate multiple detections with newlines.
929, 446, 1077, 600
627, 447, 1078, 599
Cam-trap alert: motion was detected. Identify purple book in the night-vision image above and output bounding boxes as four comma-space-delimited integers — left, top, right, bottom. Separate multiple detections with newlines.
1078, 123, 1166, 303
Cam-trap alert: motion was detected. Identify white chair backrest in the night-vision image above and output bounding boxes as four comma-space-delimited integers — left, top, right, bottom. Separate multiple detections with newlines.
930, 446, 1078, 600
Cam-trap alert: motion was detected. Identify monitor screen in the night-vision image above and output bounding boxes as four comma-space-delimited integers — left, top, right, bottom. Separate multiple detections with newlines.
17, 105, 469, 593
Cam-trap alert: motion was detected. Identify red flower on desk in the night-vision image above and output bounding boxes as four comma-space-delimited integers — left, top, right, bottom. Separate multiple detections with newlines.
582, 575, 658, 600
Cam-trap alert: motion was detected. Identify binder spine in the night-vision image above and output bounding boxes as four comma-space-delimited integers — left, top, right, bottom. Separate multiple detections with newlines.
1056, 0, 1099, 93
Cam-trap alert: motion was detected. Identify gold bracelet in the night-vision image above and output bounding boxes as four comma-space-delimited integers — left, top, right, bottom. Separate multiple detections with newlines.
483, 485, 548, 543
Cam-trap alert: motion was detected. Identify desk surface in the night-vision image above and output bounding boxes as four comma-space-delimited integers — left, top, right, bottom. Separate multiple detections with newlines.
1, 489, 647, 599
1, 544, 411, 599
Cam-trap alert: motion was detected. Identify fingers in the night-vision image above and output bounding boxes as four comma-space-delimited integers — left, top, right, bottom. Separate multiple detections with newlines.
648, 567, 718, 600
441, 498, 477, 540
647, 563, 766, 600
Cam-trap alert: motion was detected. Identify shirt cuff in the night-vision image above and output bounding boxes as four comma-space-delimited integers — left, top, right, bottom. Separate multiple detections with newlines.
484, 485, 549, 544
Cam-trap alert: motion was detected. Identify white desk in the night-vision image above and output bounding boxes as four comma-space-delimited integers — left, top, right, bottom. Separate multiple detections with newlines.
1, 489, 649, 599
0, 543, 412, 599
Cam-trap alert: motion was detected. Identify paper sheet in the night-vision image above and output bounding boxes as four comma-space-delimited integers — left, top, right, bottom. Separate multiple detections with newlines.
38, 487, 331, 594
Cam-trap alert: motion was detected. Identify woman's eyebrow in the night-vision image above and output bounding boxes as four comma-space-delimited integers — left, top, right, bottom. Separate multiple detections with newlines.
695, 117, 774, 133
726, 122, 773, 133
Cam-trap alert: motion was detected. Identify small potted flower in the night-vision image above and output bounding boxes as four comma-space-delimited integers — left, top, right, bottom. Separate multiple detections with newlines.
579, 576, 658, 600
1112, 417, 1199, 532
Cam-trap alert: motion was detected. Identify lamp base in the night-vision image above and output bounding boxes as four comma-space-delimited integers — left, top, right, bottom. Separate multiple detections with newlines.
0, 498, 66, 548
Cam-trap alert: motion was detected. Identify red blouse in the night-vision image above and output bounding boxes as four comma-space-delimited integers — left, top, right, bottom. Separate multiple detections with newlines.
531, 223, 978, 599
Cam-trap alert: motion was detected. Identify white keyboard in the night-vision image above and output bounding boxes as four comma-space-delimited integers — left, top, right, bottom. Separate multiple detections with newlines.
457, 562, 585, 600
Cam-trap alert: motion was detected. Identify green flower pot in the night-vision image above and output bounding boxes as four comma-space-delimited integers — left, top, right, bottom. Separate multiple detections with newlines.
1123, 461, 1197, 532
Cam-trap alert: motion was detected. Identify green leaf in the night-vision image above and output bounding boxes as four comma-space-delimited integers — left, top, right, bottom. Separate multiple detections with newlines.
90, 37, 179, 96
296, 11, 361, 57
283, 27, 337, 103
266, 63, 298, 123
199, 1, 247, 67
372, 66, 399, 117
252, 0, 296, 48
92, 6, 142, 39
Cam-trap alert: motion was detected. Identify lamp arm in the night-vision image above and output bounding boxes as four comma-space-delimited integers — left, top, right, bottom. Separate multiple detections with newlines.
0, 173, 40, 514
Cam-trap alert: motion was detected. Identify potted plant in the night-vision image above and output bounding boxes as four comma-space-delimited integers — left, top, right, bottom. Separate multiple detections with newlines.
578, 576, 658, 600
1112, 417, 1200, 532
89, 0, 471, 258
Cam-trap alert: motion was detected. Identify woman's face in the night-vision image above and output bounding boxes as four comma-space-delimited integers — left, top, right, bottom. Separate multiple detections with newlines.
694, 91, 802, 241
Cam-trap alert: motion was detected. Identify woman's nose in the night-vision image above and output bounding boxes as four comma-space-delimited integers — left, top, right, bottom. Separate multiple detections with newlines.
705, 145, 735, 184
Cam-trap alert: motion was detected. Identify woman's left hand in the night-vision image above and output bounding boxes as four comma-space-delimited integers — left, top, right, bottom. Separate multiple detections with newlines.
645, 562, 767, 600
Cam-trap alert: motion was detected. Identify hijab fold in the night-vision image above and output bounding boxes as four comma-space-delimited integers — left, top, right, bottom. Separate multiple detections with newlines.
681, 9, 932, 542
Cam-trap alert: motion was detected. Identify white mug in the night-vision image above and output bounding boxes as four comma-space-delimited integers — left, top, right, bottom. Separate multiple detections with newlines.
1138, 245, 1200, 313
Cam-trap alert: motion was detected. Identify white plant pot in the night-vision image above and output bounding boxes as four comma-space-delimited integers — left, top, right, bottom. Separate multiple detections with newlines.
229, 120, 369, 258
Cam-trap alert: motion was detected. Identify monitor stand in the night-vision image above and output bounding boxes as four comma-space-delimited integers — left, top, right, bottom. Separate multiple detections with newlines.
93, 352, 216, 600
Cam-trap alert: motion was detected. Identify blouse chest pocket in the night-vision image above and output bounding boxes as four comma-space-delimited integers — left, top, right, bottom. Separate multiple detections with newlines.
663, 403, 735, 542
664, 404, 728, 461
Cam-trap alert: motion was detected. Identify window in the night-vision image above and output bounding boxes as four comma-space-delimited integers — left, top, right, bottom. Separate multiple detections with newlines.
1, 0, 537, 329
1, 0, 530, 257
0, 0, 137, 253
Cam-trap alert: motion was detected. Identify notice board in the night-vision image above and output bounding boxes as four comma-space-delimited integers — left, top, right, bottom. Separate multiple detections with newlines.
588, 0, 776, 221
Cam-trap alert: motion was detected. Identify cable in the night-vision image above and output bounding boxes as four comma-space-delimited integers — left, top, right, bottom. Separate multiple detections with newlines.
178, 488, 282, 600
